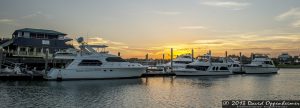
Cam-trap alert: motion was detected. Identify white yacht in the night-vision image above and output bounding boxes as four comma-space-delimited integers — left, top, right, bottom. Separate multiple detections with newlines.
155, 54, 193, 72
45, 37, 147, 80
244, 54, 278, 74
226, 58, 244, 73
174, 52, 232, 76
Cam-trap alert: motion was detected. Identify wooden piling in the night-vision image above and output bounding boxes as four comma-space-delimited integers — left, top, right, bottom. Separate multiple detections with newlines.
162, 54, 165, 64
225, 51, 228, 63
0, 48, 2, 73
209, 50, 212, 66
192, 48, 194, 62
240, 52, 242, 72
44, 49, 49, 75
171, 48, 173, 72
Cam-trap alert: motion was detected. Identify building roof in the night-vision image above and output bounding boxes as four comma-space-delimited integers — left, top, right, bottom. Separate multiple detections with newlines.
13, 28, 67, 36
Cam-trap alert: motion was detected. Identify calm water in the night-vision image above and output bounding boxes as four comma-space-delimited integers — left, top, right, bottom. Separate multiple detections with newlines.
0, 69, 299, 108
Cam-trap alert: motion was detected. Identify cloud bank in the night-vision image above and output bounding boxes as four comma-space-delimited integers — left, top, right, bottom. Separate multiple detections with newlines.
202, 1, 250, 10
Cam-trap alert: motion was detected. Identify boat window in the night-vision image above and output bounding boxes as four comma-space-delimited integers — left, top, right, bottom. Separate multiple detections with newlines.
270, 62, 273, 65
78, 60, 102, 66
186, 65, 209, 71
212, 67, 215, 70
174, 61, 192, 64
264, 61, 273, 65
182, 56, 191, 58
233, 64, 239, 67
220, 67, 229, 70
55, 53, 76, 56
106, 57, 126, 62
216, 67, 219, 70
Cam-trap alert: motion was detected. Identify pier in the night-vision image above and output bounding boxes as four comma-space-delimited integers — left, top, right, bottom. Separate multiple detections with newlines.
0, 73, 44, 81
141, 72, 176, 77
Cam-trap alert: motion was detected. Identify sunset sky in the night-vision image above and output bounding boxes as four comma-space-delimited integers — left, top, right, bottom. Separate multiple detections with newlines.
0, 0, 300, 58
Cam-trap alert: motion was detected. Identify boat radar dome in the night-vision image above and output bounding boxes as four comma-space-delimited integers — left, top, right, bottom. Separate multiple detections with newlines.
77, 37, 84, 43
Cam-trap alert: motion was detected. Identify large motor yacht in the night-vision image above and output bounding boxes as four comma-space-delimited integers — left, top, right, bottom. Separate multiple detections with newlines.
45, 37, 147, 80
244, 54, 278, 74
174, 52, 232, 76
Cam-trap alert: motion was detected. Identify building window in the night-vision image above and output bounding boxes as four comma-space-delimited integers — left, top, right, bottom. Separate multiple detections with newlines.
48, 35, 58, 39
30, 33, 37, 38
37, 34, 45, 39
78, 60, 102, 66
36, 48, 41, 52
20, 48, 26, 51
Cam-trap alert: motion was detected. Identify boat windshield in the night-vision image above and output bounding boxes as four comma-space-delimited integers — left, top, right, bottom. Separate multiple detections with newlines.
182, 56, 191, 58
264, 61, 273, 65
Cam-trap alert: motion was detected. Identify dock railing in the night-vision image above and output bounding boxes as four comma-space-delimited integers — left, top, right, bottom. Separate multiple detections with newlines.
11, 51, 53, 58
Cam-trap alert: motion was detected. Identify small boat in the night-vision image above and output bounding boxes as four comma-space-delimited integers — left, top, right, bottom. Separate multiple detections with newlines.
2, 67, 14, 73
244, 54, 278, 74
1, 63, 23, 74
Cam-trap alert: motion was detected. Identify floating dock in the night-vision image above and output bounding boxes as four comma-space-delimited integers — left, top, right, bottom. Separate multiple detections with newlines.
0, 73, 44, 81
141, 71, 175, 77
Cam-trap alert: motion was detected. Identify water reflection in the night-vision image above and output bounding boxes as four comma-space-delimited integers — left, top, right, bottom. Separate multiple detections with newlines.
0, 69, 299, 107
175, 76, 230, 88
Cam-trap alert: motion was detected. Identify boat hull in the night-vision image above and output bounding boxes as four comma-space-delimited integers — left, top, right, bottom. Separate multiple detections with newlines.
230, 67, 245, 74
244, 66, 278, 74
45, 68, 146, 80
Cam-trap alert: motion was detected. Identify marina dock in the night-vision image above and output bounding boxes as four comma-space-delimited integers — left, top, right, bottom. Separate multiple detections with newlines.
0, 73, 44, 81
141, 72, 176, 77
0, 72, 175, 81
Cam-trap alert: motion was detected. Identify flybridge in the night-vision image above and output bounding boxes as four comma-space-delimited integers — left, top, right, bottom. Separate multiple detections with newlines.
77, 37, 109, 54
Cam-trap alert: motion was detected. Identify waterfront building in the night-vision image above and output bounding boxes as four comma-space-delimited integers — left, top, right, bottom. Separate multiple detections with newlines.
0, 28, 74, 70
0, 28, 73, 58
